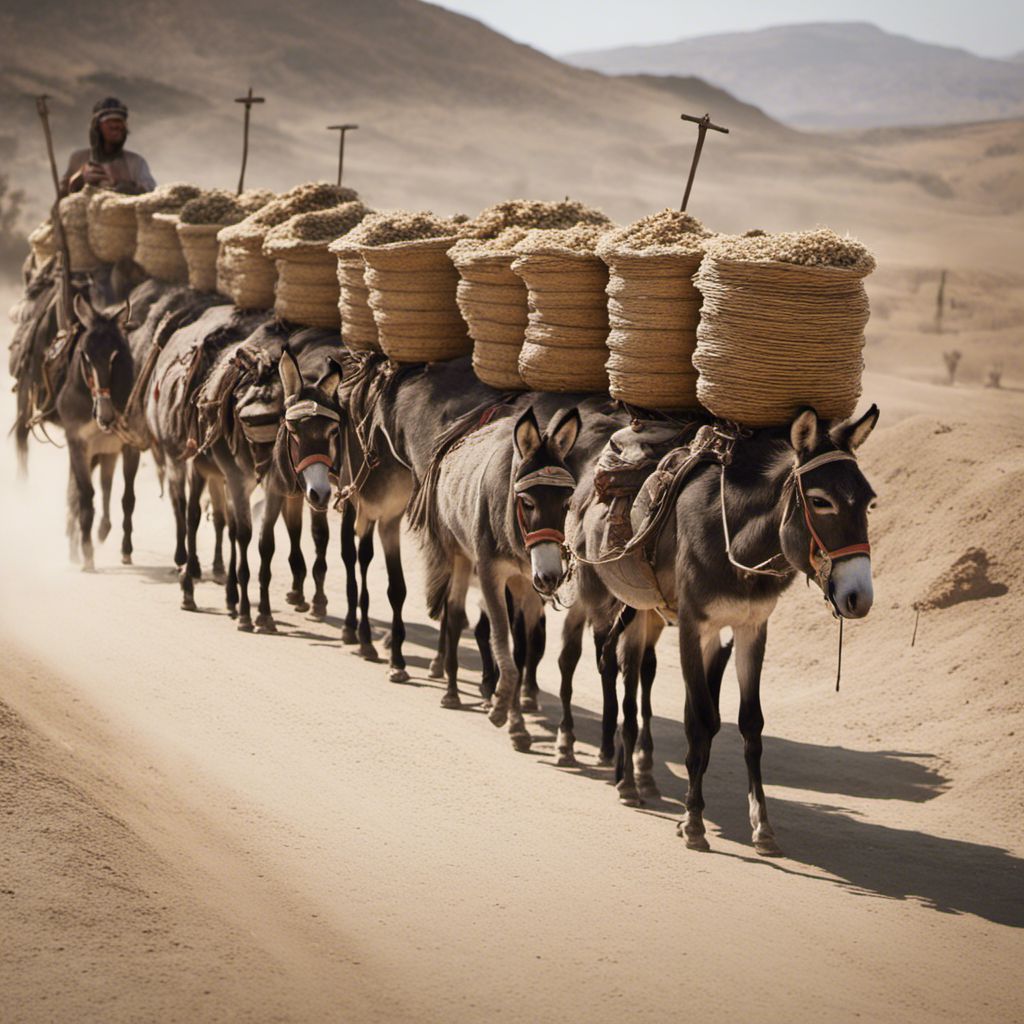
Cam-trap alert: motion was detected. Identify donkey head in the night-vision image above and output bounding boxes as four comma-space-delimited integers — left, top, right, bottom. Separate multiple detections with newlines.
780, 404, 879, 619
512, 405, 581, 596
279, 346, 342, 511
73, 293, 132, 433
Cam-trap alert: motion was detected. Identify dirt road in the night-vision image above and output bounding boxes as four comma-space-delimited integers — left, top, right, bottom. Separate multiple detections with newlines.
1, 368, 1021, 1023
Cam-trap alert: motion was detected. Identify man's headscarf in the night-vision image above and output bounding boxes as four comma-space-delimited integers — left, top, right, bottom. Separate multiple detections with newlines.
89, 97, 129, 160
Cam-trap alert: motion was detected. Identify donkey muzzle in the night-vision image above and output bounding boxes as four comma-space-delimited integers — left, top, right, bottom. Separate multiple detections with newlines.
299, 460, 332, 510
828, 554, 874, 619
530, 541, 565, 597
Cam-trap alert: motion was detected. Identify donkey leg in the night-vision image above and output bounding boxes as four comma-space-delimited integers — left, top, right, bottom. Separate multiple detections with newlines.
97, 452, 116, 542
555, 602, 586, 766
474, 611, 497, 699
379, 516, 409, 683
185, 462, 206, 581
506, 588, 541, 751
339, 503, 359, 642
615, 628, 643, 806
735, 623, 781, 856
224, 507, 239, 617
520, 612, 546, 712
310, 507, 330, 624
68, 439, 96, 572
481, 564, 518, 729
256, 490, 284, 633
169, 463, 188, 570
431, 606, 448, 682
677, 613, 720, 852
208, 474, 228, 581
119, 446, 140, 565
356, 522, 378, 660
283, 495, 308, 611
66, 463, 82, 564
224, 473, 254, 631
441, 557, 472, 709
596, 626, 619, 767
636, 617, 664, 801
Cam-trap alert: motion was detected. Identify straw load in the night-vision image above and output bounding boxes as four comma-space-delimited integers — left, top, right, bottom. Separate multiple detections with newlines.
510, 222, 616, 392
133, 183, 203, 282
52, 188, 103, 272
87, 190, 139, 263
693, 229, 875, 426
217, 183, 356, 308
328, 231, 381, 353
176, 189, 272, 292
28, 219, 57, 268
597, 209, 713, 411
352, 211, 469, 363
264, 202, 372, 328
450, 200, 611, 389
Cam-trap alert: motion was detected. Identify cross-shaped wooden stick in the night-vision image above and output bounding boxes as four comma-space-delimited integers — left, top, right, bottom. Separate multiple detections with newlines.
679, 111, 729, 212
326, 124, 359, 186
235, 87, 265, 194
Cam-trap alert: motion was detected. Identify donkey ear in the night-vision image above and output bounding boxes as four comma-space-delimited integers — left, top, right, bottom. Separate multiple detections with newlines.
830, 403, 879, 452
73, 292, 96, 328
547, 407, 581, 459
278, 346, 302, 402
513, 407, 542, 461
790, 407, 820, 456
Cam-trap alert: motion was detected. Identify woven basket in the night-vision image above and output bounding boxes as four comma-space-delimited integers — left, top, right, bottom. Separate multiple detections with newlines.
58, 191, 103, 272
269, 251, 341, 328
28, 219, 57, 267
511, 250, 610, 392
177, 222, 222, 292
452, 247, 529, 390
328, 240, 378, 352
598, 246, 703, 411
361, 237, 470, 363
87, 192, 138, 263
136, 210, 188, 283
217, 233, 276, 308
693, 256, 871, 426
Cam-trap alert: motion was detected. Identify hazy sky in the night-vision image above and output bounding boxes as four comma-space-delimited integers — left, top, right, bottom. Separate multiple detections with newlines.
429, 0, 1024, 59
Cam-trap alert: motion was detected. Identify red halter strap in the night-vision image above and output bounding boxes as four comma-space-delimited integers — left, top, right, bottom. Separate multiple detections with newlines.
293, 452, 333, 475
82, 362, 111, 399
515, 497, 566, 549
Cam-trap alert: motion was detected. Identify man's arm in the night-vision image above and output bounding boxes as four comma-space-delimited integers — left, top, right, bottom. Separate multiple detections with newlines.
59, 149, 88, 196
114, 154, 156, 195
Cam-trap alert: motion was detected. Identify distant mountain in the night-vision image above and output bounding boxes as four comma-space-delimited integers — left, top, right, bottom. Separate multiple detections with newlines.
566, 22, 1024, 129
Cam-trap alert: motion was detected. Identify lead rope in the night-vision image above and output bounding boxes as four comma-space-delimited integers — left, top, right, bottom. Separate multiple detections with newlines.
835, 616, 843, 692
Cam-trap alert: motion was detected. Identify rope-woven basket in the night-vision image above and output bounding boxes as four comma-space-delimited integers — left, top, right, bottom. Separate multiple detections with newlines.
59, 190, 103, 272
360, 236, 470, 364
216, 229, 277, 308
136, 210, 188, 283
264, 235, 341, 328
598, 244, 704, 411
511, 250, 610, 393
451, 247, 529, 390
328, 241, 379, 353
177, 222, 222, 292
87, 191, 138, 264
28, 219, 56, 267
693, 255, 871, 426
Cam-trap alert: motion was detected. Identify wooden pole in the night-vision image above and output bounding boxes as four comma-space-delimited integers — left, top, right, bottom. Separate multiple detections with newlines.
34, 94, 71, 332
235, 87, 265, 195
327, 124, 358, 186
679, 112, 729, 212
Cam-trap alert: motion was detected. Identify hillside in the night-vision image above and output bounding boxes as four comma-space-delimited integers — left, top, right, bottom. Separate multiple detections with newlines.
566, 22, 1024, 129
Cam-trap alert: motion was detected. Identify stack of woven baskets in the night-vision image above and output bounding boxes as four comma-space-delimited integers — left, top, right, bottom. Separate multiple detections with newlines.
57, 188, 103, 272
134, 184, 202, 283
511, 223, 615, 392
343, 211, 469, 363
328, 234, 379, 352
450, 200, 611, 390
692, 229, 875, 426
217, 183, 356, 308
264, 202, 372, 328
597, 210, 712, 411
87, 190, 139, 264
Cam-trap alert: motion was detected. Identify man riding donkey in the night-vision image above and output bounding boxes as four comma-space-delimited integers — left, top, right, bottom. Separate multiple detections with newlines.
60, 97, 156, 196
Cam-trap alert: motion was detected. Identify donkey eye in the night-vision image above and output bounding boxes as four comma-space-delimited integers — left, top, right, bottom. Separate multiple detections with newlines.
521, 495, 536, 511
806, 490, 838, 513
811, 496, 833, 510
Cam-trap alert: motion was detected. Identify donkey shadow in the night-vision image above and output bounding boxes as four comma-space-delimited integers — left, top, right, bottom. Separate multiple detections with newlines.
527, 684, 1023, 929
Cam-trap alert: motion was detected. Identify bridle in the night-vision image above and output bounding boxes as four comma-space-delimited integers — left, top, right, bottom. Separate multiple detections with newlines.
513, 465, 576, 549
284, 398, 341, 477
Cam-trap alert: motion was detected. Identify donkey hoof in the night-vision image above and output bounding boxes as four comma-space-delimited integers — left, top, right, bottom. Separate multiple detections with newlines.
597, 751, 615, 768
753, 828, 783, 857
555, 751, 578, 768
510, 730, 532, 753
227, 605, 238, 619
617, 783, 642, 807
440, 691, 462, 709
488, 704, 509, 729
388, 668, 410, 684
237, 617, 254, 633
97, 520, 111, 542
428, 658, 445, 680
309, 605, 327, 622
285, 590, 301, 606
677, 818, 710, 852
187, 562, 202, 581
341, 625, 358, 644
520, 694, 540, 713
293, 600, 310, 613
81, 560, 96, 574
121, 553, 132, 565
255, 615, 277, 634
181, 597, 197, 612
637, 777, 661, 801
358, 643, 380, 662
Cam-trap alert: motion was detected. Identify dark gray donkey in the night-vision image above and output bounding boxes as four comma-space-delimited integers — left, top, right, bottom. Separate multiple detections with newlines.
575, 405, 880, 855
57, 294, 142, 570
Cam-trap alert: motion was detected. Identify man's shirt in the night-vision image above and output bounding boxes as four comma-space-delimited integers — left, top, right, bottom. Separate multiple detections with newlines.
61, 148, 156, 195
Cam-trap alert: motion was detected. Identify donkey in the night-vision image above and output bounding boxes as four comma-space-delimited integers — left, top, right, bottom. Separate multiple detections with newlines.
576, 405, 879, 854
247, 339, 342, 633
57, 294, 140, 570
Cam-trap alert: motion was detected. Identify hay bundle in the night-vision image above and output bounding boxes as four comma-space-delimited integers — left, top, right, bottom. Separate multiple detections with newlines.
57, 189, 103, 271
264, 202, 372, 328
133, 184, 202, 282
450, 200, 611, 389
597, 210, 713, 411
28, 219, 56, 268
217, 183, 356, 308
354, 211, 469, 363
510, 223, 615, 392
87, 190, 138, 263
693, 229, 875, 426
176, 189, 271, 293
